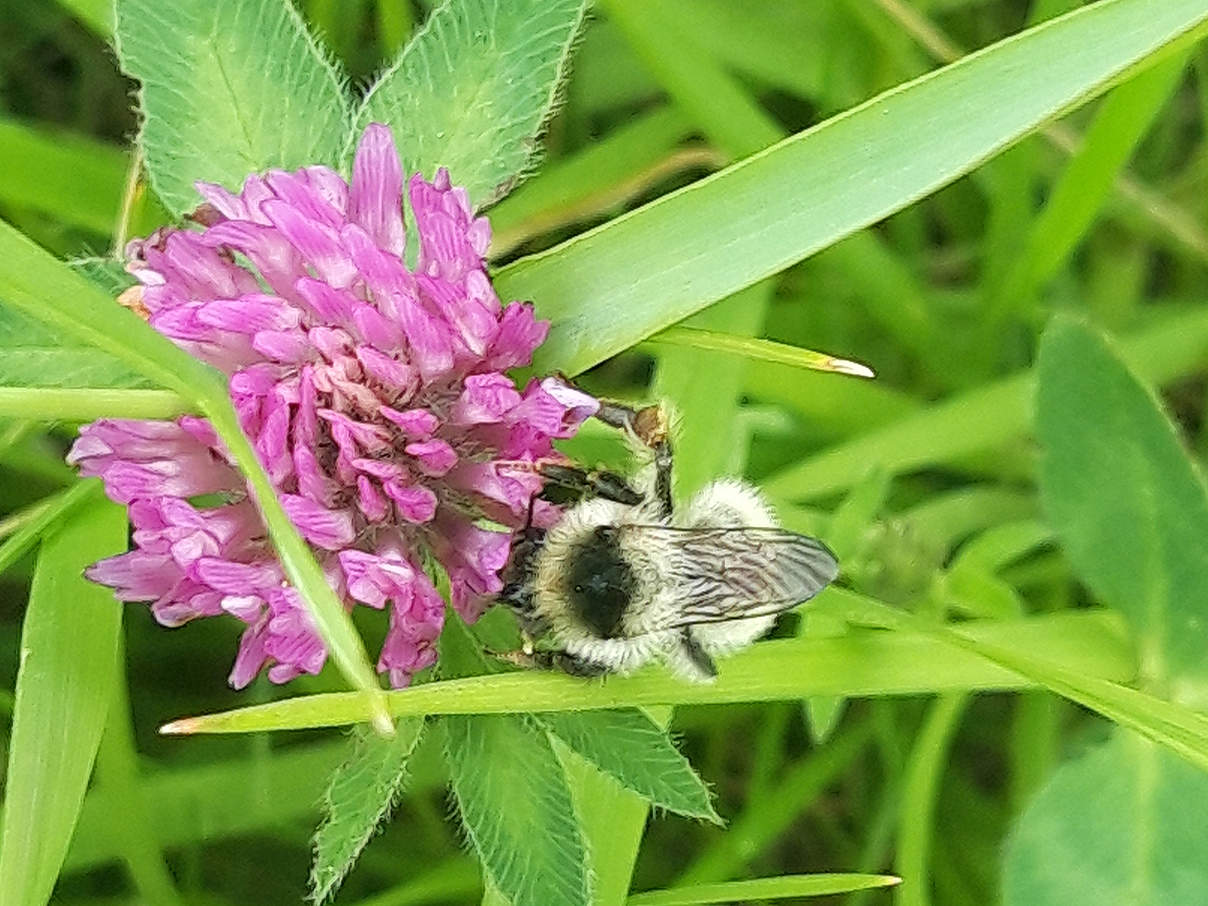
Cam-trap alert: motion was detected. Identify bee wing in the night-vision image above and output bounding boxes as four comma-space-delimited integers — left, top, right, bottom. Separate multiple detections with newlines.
622, 525, 838, 630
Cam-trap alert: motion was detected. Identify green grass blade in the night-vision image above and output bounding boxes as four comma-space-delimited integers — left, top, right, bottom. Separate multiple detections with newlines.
0, 388, 191, 421
0, 118, 160, 237
64, 740, 359, 871
495, 0, 1208, 376
936, 628, 1208, 774
646, 327, 875, 377
114, 0, 352, 215
487, 106, 698, 257
0, 480, 103, 577
895, 694, 969, 906
762, 305, 1208, 500
992, 51, 1190, 321
627, 873, 901, 905
0, 214, 388, 727
0, 499, 125, 906
159, 607, 1134, 733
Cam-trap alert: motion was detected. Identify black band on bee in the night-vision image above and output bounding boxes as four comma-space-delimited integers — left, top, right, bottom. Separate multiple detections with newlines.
565, 526, 636, 639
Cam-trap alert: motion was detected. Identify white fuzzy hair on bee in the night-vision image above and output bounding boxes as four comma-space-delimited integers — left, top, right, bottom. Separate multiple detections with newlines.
497, 397, 839, 680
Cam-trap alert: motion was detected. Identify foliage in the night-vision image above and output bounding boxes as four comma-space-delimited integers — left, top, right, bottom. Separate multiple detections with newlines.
3, 0, 1208, 904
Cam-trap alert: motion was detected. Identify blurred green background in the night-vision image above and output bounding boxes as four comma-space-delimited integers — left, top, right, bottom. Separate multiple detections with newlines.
3, 0, 1208, 904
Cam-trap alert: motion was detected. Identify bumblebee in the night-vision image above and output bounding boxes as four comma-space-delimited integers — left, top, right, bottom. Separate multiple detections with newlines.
498, 398, 838, 679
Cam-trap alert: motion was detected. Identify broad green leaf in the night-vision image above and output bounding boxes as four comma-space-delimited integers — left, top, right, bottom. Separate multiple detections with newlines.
0, 305, 151, 390
0, 209, 387, 726
160, 607, 1135, 733
626, 873, 901, 905
0, 499, 125, 906
494, 0, 1208, 376
537, 710, 720, 822
445, 714, 591, 906
114, 0, 352, 215
355, 0, 589, 207
1037, 318, 1208, 692
1003, 731, 1208, 906
311, 720, 427, 903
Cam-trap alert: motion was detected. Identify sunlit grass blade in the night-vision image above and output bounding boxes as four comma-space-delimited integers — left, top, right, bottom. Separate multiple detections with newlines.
0, 388, 191, 421
939, 631, 1208, 774
496, 0, 1208, 376
158, 607, 1133, 734
0, 499, 125, 906
645, 327, 875, 377
0, 215, 390, 729
626, 873, 901, 905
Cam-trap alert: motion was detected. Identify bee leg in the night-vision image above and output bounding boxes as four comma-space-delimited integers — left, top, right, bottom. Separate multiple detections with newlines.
592, 400, 674, 519
544, 649, 612, 677
679, 629, 719, 680
493, 646, 611, 677
538, 462, 644, 507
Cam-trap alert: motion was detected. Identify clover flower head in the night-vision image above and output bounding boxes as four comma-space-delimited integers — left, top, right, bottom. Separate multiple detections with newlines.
69, 124, 598, 688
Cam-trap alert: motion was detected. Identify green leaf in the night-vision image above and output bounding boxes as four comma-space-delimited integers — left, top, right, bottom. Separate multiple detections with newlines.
160, 606, 1135, 734
0, 498, 126, 906
537, 709, 721, 823
114, 0, 352, 215
0, 305, 151, 390
311, 720, 427, 903
1003, 731, 1208, 906
494, 0, 1208, 376
445, 714, 592, 906
355, 0, 589, 207
1037, 317, 1208, 692
626, 873, 901, 905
